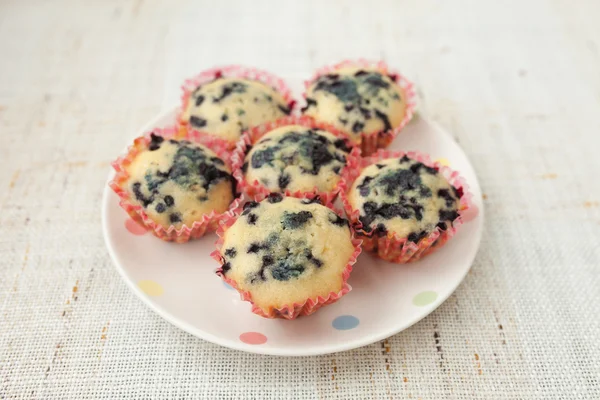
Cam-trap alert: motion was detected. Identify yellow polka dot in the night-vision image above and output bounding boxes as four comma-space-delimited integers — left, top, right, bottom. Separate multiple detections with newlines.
435, 158, 450, 167
138, 280, 164, 296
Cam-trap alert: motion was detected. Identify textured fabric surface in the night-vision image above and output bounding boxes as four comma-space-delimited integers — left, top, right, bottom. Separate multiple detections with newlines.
1, 0, 599, 399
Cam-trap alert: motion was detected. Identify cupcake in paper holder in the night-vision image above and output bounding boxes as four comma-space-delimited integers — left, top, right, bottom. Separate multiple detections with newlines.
110, 126, 240, 243
231, 116, 360, 204
178, 65, 296, 149
301, 59, 416, 155
343, 150, 472, 263
212, 194, 361, 319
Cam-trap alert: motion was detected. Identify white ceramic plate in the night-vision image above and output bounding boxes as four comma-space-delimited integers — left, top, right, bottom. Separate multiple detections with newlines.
102, 108, 483, 356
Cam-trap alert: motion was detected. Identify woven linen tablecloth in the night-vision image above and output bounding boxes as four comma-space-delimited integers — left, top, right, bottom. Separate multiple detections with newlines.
1, 0, 599, 399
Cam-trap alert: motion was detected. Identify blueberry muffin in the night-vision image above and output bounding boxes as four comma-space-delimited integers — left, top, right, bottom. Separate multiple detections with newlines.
347, 155, 462, 243
242, 125, 353, 196
124, 134, 235, 230
218, 194, 355, 316
302, 66, 407, 145
181, 77, 292, 145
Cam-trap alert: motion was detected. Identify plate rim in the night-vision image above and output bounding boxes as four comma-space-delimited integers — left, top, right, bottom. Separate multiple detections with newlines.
101, 107, 484, 356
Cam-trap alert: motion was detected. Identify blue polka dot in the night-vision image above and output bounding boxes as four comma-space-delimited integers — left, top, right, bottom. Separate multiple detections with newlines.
332, 315, 360, 330
223, 281, 235, 290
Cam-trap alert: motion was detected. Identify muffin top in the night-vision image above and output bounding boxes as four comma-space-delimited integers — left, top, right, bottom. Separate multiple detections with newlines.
302, 67, 406, 142
243, 125, 353, 194
125, 134, 234, 229
181, 77, 291, 143
220, 195, 355, 310
347, 156, 461, 242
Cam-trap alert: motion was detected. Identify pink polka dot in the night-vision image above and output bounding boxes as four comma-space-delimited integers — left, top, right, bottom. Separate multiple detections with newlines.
462, 204, 479, 223
125, 218, 148, 235
239, 332, 267, 345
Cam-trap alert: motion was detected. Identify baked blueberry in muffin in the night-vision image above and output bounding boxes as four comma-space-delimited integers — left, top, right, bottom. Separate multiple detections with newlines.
218, 195, 355, 314
181, 77, 291, 145
124, 134, 235, 229
302, 67, 407, 144
347, 155, 462, 242
243, 125, 353, 195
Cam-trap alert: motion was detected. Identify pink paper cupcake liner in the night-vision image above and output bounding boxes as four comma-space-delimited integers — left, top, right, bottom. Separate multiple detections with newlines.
341, 149, 473, 263
211, 204, 363, 319
109, 125, 242, 243
230, 115, 361, 204
178, 65, 297, 149
301, 59, 417, 156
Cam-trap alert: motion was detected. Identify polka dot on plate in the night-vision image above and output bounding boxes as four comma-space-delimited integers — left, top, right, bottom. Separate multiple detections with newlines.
137, 280, 164, 296
239, 332, 267, 345
332, 315, 360, 331
461, 204, 479, 223
435, 158, 450, 167
223, 281, 235, 290
125, 218, 147, 235
413, 291, 438, 307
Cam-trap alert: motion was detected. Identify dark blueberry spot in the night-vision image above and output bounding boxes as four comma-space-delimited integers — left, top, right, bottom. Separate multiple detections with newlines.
307, 251, 323, 268
329, 212, 348, 227
376, 164, 385, 169
354, 70, 368, 77
352, 121, 365, 133
358, 107, 371, 120
195, 95, 205, 107
224, 248, 237, 258
169, 139, 178, 144
407, 231, 428, 244
221, 114, 228, 122
221, 261, 231, 274
363, 73, 391, 89
378, 203, 411, 219
301, 97, 317, 112
278, 104, 291, 115
374, 223, 388, 237
439, 209, 459, 222
251, 147, 276, 168
357, 176, 373, 197
400, 155, 411, 163
282, 211, 313, 229
210, 156, 224, 166
344, 104, 355, 112
388, 73, 398, 82
333, 166, 341, 174
333, 138, 352, 153
132, 181, 153, 207
339, 118, 348, 125
169, 213, 182, 224
190, 116, 207, 128
359, 215, 375, 232
148, 133, 164, 151
437, 189, 456, 207
247, 213, 258, 224
213, 81, 247, 102
374, 109, 392, 131
155, 203, 166, 213
436, 222, 448, 231
314, 75, 360, 103
164, 195, 174, 207
197, 162, 231, 191
271, 261, 305, 281
262, 255, 274, 267
278, 173, 291, 190
242, 201, 259, 215
247, 243, 263, 253
363, 201, 378, 215
267, 193, 283, 203
241, 161, 249, 173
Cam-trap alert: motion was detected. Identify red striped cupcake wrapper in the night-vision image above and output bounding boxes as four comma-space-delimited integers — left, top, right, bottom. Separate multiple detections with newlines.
178, 65, 297, 149
211, 203, 362, 319
340, 149, 472, 263
301, 59, 417, 156
231, 115, 362, 205
109, 125, 242, 243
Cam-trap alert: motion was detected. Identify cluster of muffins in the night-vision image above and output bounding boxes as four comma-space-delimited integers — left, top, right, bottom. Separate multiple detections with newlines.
109, 60, 472, 319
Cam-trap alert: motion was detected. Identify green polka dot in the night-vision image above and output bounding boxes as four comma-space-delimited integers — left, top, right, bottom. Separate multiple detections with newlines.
413, 291, 438, 306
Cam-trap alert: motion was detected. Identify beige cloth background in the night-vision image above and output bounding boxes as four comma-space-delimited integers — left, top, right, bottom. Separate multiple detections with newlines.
1, 0, 599, 398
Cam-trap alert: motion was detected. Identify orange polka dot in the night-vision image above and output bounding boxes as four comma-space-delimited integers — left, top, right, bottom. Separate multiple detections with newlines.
239, 332, 267, 345
125, 218, 147, 235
